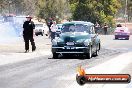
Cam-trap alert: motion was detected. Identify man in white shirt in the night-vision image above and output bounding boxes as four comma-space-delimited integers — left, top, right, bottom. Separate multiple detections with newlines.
50, 21, 58, 41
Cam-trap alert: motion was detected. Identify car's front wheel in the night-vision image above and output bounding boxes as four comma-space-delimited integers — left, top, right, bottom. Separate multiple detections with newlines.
126, 37, 129, 40
85, 46, 92, 59
115, 36, 118, 40
53, 53, 59, 59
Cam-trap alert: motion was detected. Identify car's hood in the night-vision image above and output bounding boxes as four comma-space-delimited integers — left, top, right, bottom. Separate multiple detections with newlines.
59, 32, 90, 42
115, 27, 130, 33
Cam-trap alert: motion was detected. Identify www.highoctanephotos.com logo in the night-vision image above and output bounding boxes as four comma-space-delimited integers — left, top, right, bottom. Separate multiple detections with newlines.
76, 66, 131, 85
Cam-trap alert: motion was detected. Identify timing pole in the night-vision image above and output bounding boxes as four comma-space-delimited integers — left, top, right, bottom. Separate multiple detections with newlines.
125, 0, 128, 26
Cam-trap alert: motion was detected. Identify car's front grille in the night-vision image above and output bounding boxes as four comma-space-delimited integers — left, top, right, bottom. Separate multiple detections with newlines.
64, 37, 75, 42
57, 42, 84, 47
58, 44, 84, 47
57, 48, 83, 52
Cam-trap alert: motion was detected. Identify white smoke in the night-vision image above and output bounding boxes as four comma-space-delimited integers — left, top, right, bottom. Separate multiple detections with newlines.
0, 22, 21, 43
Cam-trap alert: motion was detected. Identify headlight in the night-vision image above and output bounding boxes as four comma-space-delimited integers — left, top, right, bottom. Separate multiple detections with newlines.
52, 38, 64, 46
126, 33, 130, 35
83, 39, 90, 46
58, 38, 64, 42
115, 32, 118, 35
52, 39, 57, 45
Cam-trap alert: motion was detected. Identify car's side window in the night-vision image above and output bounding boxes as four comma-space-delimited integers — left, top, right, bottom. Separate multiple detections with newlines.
90, 26, 96, 34
92, 26, 96, 34
89, 26, 93, 34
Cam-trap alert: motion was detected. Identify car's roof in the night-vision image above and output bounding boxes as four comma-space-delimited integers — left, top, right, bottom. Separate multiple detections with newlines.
16, 16, 27, 17
63, 21, 94, 26
57, 24, 63, 26
35, 23, 43, 24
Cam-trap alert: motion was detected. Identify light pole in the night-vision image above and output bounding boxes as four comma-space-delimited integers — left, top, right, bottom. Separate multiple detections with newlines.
8, 1, 12, 14
0, 5, 2, 14
125, 0, 128, 26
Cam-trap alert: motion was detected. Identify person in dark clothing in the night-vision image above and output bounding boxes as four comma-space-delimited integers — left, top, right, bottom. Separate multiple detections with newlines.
103, 23, 108, 35
47, 20, 53, 38
117, 24, 122, 27
94, 22, 100, 34
23, 16, 36, 53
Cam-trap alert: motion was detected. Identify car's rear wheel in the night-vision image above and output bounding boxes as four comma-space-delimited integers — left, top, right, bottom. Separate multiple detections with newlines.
41, 31, 44, 36
93, 43, 100, 56
53, 53, 59, 59
41, 33, 43, 36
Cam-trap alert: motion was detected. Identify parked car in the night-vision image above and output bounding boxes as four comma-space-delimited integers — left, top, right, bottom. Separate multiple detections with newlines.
35, 23, 49, 36
114, 25, 130, 40
51, 21, 101, 59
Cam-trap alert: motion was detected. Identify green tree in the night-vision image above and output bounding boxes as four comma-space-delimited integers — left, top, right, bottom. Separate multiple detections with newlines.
117, 0, 132, 22
37, 0, 70, 23
127, 0, 132, 21
70, 0, 121, 26
0, 0, 38, 15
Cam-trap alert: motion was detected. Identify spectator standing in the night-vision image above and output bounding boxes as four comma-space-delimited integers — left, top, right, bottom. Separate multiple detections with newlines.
47, 20, 53, 38
94, 22, 100, 34
23, 16, 36, 53
103, 23, 108, 35
50, 21, 58, 41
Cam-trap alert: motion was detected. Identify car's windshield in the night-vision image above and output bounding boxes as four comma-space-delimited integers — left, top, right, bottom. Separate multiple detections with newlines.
57, 24, 62, 29
61, 24, 89, 33
35, 24, 43, 27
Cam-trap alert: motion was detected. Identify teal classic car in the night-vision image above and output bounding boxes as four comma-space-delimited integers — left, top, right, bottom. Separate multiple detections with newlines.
52, 21, 101, 59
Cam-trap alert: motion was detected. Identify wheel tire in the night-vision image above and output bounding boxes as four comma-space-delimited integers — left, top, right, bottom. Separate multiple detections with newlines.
53, 53, 58, 59
93, 43, 100, 57
41, 33, 43, 36
115, 37, 118, 40
93, 49, 99, 57
86, 46, 92, 59
45, 34, 48, 36
126, 38, 129, 40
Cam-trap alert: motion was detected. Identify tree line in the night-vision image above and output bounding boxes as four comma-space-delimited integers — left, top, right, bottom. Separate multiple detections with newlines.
0, 0, 132, 25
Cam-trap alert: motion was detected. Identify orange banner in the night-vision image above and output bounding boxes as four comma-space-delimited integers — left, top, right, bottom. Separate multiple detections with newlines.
76, 74, 131, 85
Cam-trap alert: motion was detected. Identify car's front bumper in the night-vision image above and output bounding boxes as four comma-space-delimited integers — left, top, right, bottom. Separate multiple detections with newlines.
115, 35, 129, 38
35, 32, 43, 35
52, 46, 89, 54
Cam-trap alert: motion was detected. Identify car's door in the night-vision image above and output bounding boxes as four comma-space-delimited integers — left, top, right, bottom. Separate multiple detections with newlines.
89, 26, 96, 51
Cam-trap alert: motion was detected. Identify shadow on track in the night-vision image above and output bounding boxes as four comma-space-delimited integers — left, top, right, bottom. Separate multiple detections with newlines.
48, 54, 89, 60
